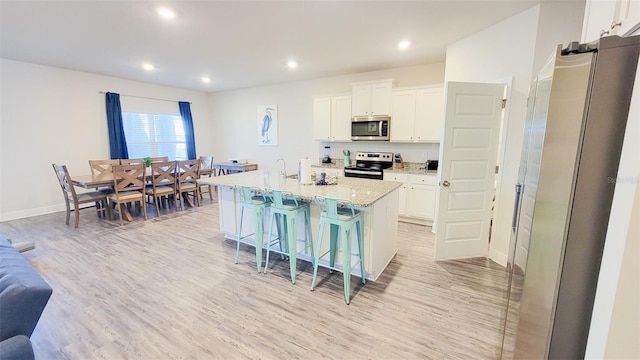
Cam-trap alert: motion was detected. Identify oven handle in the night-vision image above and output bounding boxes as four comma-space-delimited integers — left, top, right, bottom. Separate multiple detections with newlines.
345, 169, 383, 176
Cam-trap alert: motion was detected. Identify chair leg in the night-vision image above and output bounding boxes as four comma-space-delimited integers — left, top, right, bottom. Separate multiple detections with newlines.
287, 215, 298, 284
74, 202, 80, 228
254, 207, 264, 273
357, 219, 366, 284
310, 220, 325, 291
235, 207, 244, 264
329, 224, 339, 271
142, 197, 148, 221
65, 200, 71, 226
264, 211, 276, 274
342, 227, 352, 305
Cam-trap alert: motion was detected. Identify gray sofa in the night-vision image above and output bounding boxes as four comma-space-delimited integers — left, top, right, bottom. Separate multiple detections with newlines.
0, 237, 52, 360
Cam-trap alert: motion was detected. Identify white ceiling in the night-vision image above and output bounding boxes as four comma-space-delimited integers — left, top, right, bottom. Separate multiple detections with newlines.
0, 0, 548, 92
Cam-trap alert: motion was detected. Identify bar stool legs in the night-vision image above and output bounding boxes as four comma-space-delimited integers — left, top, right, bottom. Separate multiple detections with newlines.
310, 196, 365, 305
264, 190, 314, 285
235, 186, 270, 273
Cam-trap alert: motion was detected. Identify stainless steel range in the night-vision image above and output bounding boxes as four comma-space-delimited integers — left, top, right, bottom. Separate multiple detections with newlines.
343, 152, 394, 180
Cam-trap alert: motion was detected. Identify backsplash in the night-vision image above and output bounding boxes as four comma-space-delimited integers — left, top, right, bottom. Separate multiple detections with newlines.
317, 142, 440, 163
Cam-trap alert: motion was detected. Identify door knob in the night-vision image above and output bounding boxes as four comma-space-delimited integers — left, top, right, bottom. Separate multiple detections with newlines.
442, 180, 450, 187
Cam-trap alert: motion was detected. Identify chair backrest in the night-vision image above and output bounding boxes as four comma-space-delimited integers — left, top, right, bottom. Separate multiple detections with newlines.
237, 185, 267, 204
120, 158, 144, 165
314, 195, 356, 219
267, 189, 298, 208
199, 156, 213, 169
149, 156, 169, 163
150, 161, 177, 188
89, 159, 119, 177
177, 160, 200, 184
112, 164, 146, 193
52, 164, 78, 201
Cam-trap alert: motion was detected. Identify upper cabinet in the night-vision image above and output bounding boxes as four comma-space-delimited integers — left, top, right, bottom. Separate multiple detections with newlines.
351, 79, 394, 117
390, 85, 444, 143
582, 0, 640, 42
313, 95, 352, 142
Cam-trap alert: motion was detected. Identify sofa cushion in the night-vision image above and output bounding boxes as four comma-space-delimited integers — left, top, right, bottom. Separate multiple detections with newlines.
0, 335, 35, 360
0, 237, 52, 341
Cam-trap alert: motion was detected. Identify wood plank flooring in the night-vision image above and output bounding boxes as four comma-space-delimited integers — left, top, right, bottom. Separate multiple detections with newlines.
1, 197, 513, 359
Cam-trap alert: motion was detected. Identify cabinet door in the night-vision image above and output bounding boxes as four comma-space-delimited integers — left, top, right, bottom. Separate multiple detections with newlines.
406, 184, 436, 220
313, 97, 331, 141
331, 96, 352, 141
352, 85, 372, 116
371, 82, 393, 116
581, 0, 620, 42
390, 90, 417, 142
383, 173, 408, 215
617, 0, 640, 35
415, 87, 445, 142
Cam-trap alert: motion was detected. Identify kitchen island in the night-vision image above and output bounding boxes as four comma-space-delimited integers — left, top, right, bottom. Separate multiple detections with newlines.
198, 171, 401, 281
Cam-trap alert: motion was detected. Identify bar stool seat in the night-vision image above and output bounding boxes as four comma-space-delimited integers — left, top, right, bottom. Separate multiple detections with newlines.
264, 190, 314, 284
310, 196, 365, 304
236, 186, 271, 273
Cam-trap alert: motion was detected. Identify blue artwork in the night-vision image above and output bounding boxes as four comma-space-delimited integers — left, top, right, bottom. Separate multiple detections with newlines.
258, 104, 278, 146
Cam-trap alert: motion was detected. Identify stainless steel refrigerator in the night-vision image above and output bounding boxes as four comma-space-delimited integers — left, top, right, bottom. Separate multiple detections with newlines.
501, 35, 640, 359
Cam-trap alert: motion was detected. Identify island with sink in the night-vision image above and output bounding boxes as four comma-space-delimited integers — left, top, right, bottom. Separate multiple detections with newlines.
198, 171, 402, 281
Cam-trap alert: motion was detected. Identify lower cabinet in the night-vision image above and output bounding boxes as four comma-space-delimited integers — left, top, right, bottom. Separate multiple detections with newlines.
384, 173, 437, 223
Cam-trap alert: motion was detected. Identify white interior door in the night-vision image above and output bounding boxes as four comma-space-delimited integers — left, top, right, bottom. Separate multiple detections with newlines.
435, 82, 505, 260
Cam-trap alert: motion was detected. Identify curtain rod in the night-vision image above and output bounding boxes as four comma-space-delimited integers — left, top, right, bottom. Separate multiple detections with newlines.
98, 91, 191, 104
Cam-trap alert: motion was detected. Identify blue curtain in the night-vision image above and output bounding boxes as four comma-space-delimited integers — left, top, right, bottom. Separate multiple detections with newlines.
105, 92, 129, 159
179, 101, 197, 160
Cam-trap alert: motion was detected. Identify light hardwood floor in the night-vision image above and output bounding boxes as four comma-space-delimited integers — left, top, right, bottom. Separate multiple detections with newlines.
1, 198, 512, 359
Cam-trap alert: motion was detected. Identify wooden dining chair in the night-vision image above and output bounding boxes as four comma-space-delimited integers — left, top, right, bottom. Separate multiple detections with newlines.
52, 164, 109, 228
108, 164, 148, 226
119, 158, 144, 165
198, 156, 214, 201
145, 161, 178, 216
149, 156, 169, 163
88, 159, 119, 193
176, 159, 200, 210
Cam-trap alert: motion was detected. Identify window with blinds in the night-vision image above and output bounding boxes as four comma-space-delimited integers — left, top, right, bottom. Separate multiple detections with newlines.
122, 112, 187, 160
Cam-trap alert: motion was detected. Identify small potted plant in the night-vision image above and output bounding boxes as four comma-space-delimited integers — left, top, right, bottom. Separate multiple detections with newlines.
143, 157, 152, 167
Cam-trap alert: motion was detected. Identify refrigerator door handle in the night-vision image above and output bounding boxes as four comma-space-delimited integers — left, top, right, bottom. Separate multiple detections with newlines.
512, 183, 523, 229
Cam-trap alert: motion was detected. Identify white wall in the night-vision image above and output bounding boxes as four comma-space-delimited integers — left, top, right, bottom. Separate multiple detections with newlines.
443, 2, 584, 265
0, 59, 211, 221
207, 63, 445, 173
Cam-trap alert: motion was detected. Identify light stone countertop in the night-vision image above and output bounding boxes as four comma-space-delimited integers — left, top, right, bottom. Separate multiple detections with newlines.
386, 162, 438, 176
311, 162, 346, 169
198, 170, 402, 207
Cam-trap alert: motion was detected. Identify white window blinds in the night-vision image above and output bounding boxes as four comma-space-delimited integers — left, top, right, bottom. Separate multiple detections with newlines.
122, 112, 187, 160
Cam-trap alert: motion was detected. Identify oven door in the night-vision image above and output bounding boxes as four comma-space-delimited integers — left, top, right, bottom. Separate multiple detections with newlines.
344, 168, 383, 180
351, 119, 389, 141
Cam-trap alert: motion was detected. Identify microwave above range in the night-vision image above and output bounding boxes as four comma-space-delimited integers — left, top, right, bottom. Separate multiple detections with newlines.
351, 116, 390, 141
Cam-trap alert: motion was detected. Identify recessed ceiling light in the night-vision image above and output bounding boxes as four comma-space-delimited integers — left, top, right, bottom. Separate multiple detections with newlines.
142, 63, 155, 71
201, 77, 211, 84
398, 40, 411, 50
157, 7, 175, 19
287, 60, 298, 69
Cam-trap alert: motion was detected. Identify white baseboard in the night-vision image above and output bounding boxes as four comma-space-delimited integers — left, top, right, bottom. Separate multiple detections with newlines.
489, 248, 508, 267
0, 204, 66, 222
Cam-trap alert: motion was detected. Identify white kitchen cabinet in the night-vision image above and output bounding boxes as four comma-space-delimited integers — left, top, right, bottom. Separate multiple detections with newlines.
351, 79, 394, 117
390, 85, 444, 143
313, 95, 352, 142
406, 175, 437, 221
383, 173, 407, 215
582, 0, 640, 42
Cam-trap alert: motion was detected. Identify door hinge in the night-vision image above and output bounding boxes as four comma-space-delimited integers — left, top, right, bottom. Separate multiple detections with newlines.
495, 165, 499, 174
502, 99, 507, 109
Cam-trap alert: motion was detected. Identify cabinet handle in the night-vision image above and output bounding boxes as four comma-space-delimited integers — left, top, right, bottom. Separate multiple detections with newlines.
611, 20, 622, 29
442, 180, 451, 187
600, 29, 610, 37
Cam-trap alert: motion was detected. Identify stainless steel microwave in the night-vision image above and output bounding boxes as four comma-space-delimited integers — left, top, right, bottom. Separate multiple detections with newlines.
351, 116, 390, 141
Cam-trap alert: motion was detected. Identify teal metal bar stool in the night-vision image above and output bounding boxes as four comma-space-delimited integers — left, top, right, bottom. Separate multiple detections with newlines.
264, 190, 314, 284
236, 186, 271, 273
310, 195, 365, 304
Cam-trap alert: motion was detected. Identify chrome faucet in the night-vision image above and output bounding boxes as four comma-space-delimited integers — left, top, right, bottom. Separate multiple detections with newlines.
276, 158, 286, 178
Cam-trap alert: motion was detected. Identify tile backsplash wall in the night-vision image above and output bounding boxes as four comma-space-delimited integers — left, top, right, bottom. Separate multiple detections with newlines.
319, 142, 440, 163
